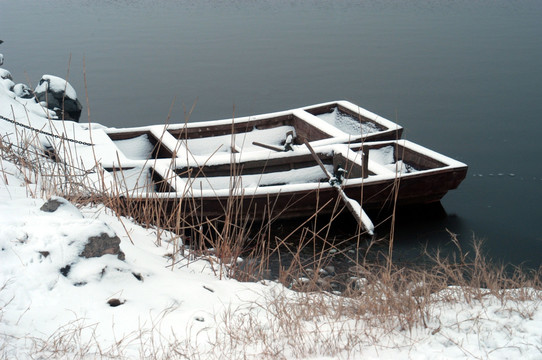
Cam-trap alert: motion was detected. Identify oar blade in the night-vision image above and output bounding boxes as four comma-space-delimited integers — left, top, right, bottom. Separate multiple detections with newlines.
339, 190, 375, 235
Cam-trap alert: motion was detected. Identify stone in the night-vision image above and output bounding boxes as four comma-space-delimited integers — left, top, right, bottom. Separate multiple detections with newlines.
80, 232, 125, 260
132, 272, 143, 282
60, 264, 71, 277
324, 265, 336, 275
34, 75, 82, 121
40, 198, 64, 212
13, 83, 34, 99
39, 197, 83, 219
0, 69, 11, 80
107, 298, 125, 307
40, 198, 124, 260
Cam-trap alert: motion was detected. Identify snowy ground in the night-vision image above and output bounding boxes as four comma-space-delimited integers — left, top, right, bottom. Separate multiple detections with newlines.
1, 66, 542, 359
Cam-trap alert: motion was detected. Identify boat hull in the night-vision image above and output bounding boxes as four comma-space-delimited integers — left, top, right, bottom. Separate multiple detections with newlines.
116, 162, 467, 226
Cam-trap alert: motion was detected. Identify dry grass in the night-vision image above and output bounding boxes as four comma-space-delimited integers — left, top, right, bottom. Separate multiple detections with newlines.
174, 233, 542, 359
1, 117, 541, 359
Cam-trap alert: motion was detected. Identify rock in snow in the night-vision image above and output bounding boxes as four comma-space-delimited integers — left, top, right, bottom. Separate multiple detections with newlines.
13, 83, 34, 99
40, 197, 71, 213
80, 232, 125, 260
0, 69, 15, 93
34, 74, 82, 121
40, 198, 125, 260
0, 68, 11, 80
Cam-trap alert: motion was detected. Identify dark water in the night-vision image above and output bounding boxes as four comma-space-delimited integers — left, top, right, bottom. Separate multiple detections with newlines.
2, 0, 541, 267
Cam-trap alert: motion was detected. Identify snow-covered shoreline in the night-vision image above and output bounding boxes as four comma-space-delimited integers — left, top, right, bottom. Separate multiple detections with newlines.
1, 65, 541, 359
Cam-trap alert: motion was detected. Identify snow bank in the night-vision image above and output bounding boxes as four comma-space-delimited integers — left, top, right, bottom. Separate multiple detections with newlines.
0, 167, 266, 358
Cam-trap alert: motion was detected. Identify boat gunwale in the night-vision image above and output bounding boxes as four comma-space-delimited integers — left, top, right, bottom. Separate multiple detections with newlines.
103, 100, 402, 142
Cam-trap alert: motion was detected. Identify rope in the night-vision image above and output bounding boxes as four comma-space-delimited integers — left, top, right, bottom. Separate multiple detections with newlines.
0, 114, 93, 146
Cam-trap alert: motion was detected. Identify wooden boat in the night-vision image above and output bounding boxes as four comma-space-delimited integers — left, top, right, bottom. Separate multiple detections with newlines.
79, 100, 466, 230
102, 139, 466, 225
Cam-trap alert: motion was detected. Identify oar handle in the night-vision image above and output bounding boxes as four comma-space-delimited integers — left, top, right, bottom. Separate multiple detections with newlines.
303, 140, 331, 178
252, 141, 284, 152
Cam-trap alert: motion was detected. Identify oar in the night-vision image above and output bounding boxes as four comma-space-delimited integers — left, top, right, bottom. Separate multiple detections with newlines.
252, 141, 284, 152
304, 140, 374, 235
253, 130, 296, 152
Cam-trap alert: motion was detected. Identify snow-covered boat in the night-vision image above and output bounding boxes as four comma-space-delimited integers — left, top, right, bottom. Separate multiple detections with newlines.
83, 100, 466, 228
103, 140, 467, 224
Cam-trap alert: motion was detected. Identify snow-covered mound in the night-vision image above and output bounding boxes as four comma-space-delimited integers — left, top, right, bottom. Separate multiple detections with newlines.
0, 157, 266, 358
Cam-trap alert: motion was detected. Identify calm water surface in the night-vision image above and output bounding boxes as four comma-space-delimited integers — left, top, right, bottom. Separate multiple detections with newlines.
1, 0, 541, 267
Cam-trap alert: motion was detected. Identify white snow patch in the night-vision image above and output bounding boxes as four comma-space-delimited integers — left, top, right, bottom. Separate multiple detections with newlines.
113, 134, 155, 160
181, 125, 296, 156
315, 107, 383, 135
105, 166, 153, 193
369, 145, 418, 174
185, 164, 332, 191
